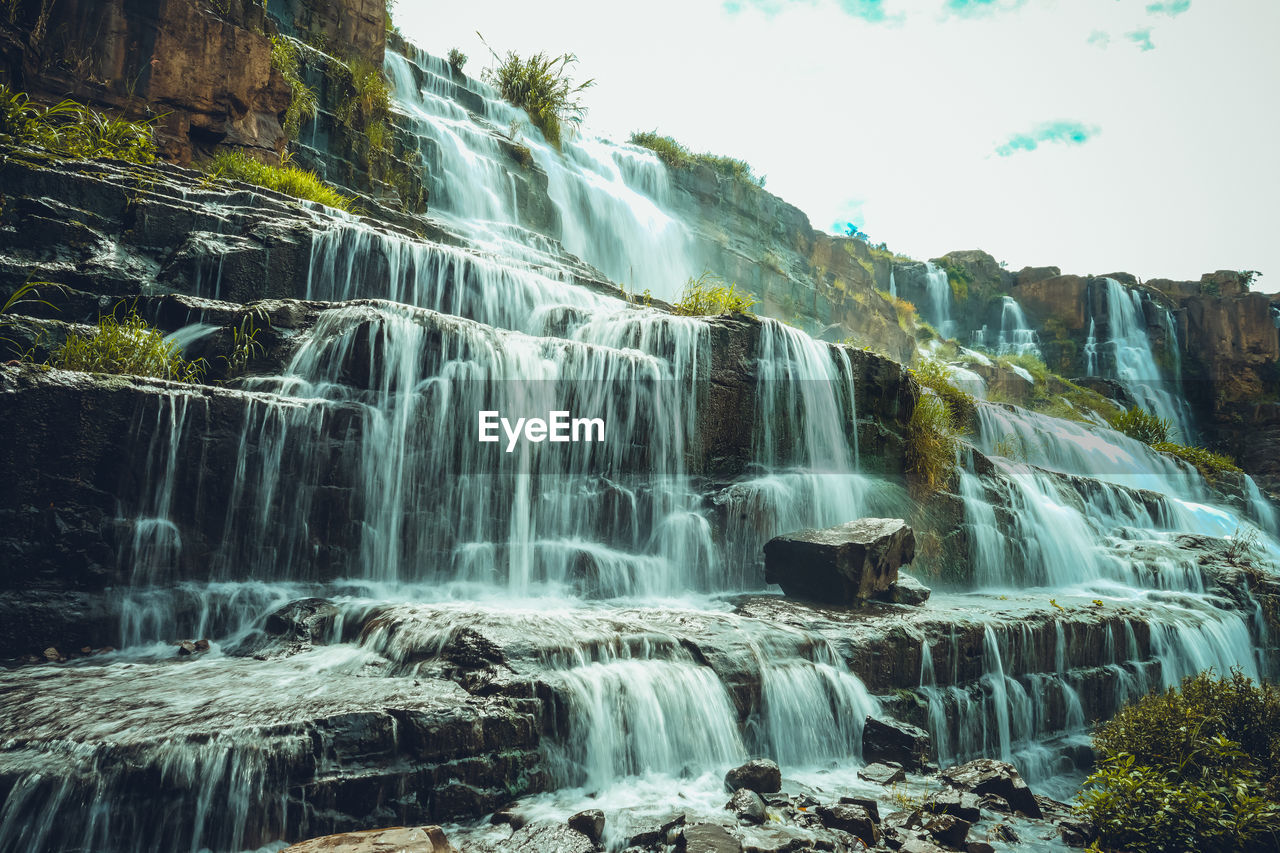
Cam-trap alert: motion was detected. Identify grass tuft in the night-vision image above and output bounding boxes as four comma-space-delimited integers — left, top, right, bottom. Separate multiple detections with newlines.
0, 83, 156, 163
270, 36, 317, 141
671, 272, 757, 316
49, 307, 206, 383
481, 41, 593, 150
906, 393, 959, 495
207, 150, 354, 211
629, 130, 766, 187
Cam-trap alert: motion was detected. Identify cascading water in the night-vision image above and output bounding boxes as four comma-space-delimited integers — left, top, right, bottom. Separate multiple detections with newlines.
996, 295, 1041, 358
2, 41, 1278, 853
1089, 277, 1196, 440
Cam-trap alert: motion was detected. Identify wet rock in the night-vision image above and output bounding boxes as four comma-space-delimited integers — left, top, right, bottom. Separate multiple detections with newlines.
1034, 795, 1097, 847
857, 761, 907, 785
725, 788, 767, 824
282, 825, 454, 851
764, 518, 915, 605
879, 571, 931, 606
978, 794, 1011, 814
568, 809, 605, 846
815, 803, 879, 847
626, 812, 687, 848
838, 794, 880, 822
966, 843, 995, 853
42, 647, 61, 662
491, 805, 528, 831
504, 823, 595, 853
265, 598, 340, 644
940, 760, 1042, 819
724, 759, 782, 794
991, 823, 1019, 843
923, 790, 980, 823
899, 838, 946, 853
677, 822, 742, 853
862, 717, 930, 771
923, 813, 969, 848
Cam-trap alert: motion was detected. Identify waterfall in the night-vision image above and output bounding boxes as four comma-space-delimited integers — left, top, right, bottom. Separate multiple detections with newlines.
1092, 278, 1195, 440
923, 262, 956, 338
995, 296, 1041, 359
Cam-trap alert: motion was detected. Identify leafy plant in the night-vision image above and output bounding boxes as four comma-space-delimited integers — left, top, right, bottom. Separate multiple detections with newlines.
1, 280, 65, 350
629, 130, 766, 187
48, 307, 207, 383
1110, 406, 1171, 445
910, 357, 976, 430
1078, 670, 1280, 853
270, 36, 317, 141
206, 149, 353, 211
671, 272, 756, 317
481, 40, 593, 150
1151, 441, 1241, 483
447, 48, 468, 73
0, 83, 156, 164
220, 308, 270, 376
906, 393, 959, 494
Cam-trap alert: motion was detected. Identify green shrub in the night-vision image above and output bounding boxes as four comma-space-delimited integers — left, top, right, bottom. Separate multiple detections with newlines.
482, 46, 593, 150
910, 357, 976, 430
1110, 406, 1171, 444
1078, 670, 1280, 853
207, 150, 353, 211
671, 272, 756, 316
629, 130, 766, 187
906, 393, 959, 494
447, 48, 468, 73
49, 308, 206, 383
1151, 441, 1242, 482
270, 36, 317, 141
0, 83, 155, 163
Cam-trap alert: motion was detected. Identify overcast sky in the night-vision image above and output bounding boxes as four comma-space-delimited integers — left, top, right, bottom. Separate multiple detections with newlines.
397, 0, 1279, 290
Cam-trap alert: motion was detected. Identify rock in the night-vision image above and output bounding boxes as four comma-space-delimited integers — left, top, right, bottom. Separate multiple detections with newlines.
978, 794, 1010, 814
282, 825, 454, 852
1034, 795, 1097, 847
966, 843, 996, 853
838, 794, 880, 822
194, 639, 210, 652
764, 518, 915, 605
923, 790, 981, 823
627, 813, 686, 848
491, 805, 528, 831
42, 647, 60, 662
858, 761, 907, 785
504, 823, 595, 853
991, 823, 1019, 843
724, 759, 782, 794
899, 838, 946, 853
940, 759, 1041, 819
568, 809, 605, 845
677, 822, 742, 853
923, 813, 970, 848
725, 788, 767, 825
814, 803, 879, 847
79, 646, 91, 654
862, 717, 930, 771
879, 571, 931, 606
176, 640, 198, 656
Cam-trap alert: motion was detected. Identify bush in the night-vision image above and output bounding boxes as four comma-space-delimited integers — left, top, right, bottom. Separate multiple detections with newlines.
671, 272, 756, 316
482, 46, 593, 150
910, 357, 975, 430
1078, 670, 1280, 853
270, 37, 317, 141
447, 48, 468, 73
1110, 406, 1171, 444
49, 308, 206, 383
0, 83, 155, 164
207, 150, 354, 211
1151, 441, 1241, 482
629, 130, 766, 187
906, 393, 959, 494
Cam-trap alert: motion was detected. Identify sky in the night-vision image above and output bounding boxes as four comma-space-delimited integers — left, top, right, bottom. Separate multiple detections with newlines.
397, 0, 1280, 289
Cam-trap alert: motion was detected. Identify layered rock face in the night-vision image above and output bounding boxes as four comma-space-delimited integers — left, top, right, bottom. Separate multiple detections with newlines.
0, 0, 292, 161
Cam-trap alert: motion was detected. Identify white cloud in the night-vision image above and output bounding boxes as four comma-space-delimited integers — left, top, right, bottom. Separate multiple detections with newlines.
396, 0, 1280, 286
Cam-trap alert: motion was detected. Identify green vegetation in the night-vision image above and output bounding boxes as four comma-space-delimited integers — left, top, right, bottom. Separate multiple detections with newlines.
879, 292, 917, 333
207, 150, 354, 210
910, 357, 976, 430
270, 37, 317, 141
629, 131, 765, 187
1109, 405, 1241, 482
671, 272, 756, 317
481, 43, 594, 150
0, 83, 156, 164
221, 309, 270, 376
1077, 670, 1280, 853
448, 48, 468, 74
993, 353, 1122, 424
49, 308, 207, 383
939, 260, 972, 302
906, 393, 959, 495
1, 280, 63, 350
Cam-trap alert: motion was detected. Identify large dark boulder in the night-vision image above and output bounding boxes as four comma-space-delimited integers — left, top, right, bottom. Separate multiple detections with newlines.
764, 518, 915, 604
814, 803, 879, 847
723, 759, 782, 794
940, 759, 1042, 819
862, 717, 930, 771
